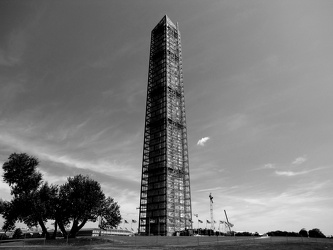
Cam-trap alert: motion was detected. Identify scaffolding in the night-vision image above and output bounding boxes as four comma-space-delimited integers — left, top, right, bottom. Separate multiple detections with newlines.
139, 15, 192, 236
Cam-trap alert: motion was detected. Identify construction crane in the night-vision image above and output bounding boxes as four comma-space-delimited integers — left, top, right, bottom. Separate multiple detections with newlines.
224, 210, 234, 233
209, 193, 214, 230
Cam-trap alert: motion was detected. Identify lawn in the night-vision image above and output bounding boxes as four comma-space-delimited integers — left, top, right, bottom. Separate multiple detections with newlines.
0, 236, 332, 249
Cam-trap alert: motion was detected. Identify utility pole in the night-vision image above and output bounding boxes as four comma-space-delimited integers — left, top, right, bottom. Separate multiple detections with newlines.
209, 193, 214, 231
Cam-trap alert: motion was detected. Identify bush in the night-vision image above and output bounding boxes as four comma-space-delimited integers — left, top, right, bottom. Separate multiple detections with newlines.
235, 231, 253, 236
0, 233, 10, 240
309, 228, 326, 238
266, 230, 300, 237
12, 228, 23, 239
299, 228, 308, 237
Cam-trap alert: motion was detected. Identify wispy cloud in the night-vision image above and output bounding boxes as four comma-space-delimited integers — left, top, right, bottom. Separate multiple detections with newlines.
0, 124, 140, 183
253, 163, 275, 171
264, 163, 275, 169
243, 198, 267, 206
275, 167, 327, 177
275, 170, 309, 177
197, 137, 210, 146
196, 187, 223, 192
292, 156, 307, 166
192, 179, 332, 234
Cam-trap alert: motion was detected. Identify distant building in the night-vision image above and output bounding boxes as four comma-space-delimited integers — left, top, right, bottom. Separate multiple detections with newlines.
138, 15, 192, 236
90, 228, 134, 237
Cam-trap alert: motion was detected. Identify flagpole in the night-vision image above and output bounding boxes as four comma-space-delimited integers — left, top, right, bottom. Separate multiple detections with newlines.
199, 219, 200, 235
194, 214, 199, 235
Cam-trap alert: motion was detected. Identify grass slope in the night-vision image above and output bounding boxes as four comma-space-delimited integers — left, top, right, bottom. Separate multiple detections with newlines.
0, 236, 332, 249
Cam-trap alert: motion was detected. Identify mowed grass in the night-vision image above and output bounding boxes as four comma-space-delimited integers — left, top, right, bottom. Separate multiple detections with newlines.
1, 236, 332, 249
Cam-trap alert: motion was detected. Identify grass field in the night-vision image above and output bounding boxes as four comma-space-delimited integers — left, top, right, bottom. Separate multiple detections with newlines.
1, 236, 332, 249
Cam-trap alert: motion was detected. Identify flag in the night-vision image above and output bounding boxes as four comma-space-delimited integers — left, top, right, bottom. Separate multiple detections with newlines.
198, 219, 203, 223
194, 214, 198, 218
189, 219, 193, 223
132, 220, 137, 223
206, 220, 211, 223
124, 220, 128, 223
219, 220, 225, 224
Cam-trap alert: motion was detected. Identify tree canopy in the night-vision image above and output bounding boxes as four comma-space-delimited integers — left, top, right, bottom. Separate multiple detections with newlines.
2, 153, 42, 197
309, 228, 326, 238
98, 197, 122, 230
299, 228, 308, 237
1, 153, 50, 235
1, 153, 122, 239
56, 174, 121, 238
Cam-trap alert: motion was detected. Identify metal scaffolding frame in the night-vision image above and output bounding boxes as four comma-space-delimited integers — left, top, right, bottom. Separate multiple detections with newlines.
139, 15, 192, 236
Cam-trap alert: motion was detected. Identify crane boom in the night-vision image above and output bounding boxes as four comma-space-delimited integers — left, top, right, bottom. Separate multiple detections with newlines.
209, 193, 214, 231
224, 210, 232, 232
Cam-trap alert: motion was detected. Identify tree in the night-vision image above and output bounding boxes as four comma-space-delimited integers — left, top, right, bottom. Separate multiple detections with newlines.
1, 153, 56, 238
309, 228, 326, 238
57, 174, 120, 238
98, 197, 122, 229
0, 199, 17, 231
1, 153, 122, 240
2, 153, 42, 197
29, 182, 59, 239
299, 228, 308, 237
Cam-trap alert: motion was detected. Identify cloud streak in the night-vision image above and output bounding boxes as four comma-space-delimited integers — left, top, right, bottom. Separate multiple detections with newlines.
292, 156, 307, 166
197, 137, 210, 146
275, 167, 328, 177
252, 163, 275, 171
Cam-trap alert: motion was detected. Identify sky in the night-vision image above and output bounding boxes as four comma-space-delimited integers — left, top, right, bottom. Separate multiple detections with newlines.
1, 0, 333, 235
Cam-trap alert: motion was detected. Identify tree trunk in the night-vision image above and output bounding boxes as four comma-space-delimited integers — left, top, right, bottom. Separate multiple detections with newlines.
57, 220, 68, 238
77, 218, 88, 232
69, 220, 78, 238
51, 220, 58, 239
68, 218, 88, 238
38, 218, 50, 239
